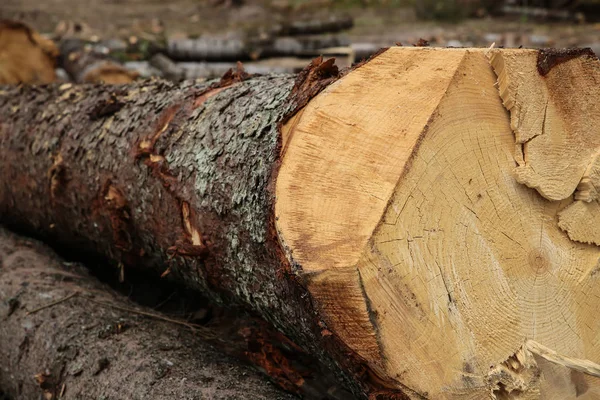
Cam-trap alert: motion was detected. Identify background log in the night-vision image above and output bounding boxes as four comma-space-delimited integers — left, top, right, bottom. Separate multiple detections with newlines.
0, 20, 57, 84
166, 36, 252, 61
59, 38, 139, 84
264, 35, 350, 57
149, 53, 185, 81
280, 15, 354, 36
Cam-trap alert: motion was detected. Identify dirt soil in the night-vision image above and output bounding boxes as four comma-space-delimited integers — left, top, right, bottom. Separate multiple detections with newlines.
3, 0, 600, 50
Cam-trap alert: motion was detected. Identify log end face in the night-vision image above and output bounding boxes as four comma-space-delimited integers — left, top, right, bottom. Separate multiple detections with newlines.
558, 201, 600, 247
487, 346, 542, 400
83, 62, 140, 84
276, 47, 479, 394
0, 21, 57, 84
278, 47, 600, 398
489, 48, 600, 202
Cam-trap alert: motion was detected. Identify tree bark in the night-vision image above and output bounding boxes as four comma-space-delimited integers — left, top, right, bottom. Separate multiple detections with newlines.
0, 60, 368, 397
3, 47, 600, 399
0, 227, 297, 400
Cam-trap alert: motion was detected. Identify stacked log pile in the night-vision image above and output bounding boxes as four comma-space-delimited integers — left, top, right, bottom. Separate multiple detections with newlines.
147, 15, 381, 80
0, 16, 381, 84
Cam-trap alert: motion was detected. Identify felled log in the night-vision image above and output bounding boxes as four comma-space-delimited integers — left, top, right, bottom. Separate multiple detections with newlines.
501, 4, 576, 20
177, 59, 310, 80
3, 48, 600, 398
166, 36, 251, 61
166, 34, 350, 62
59, 38, 139, 84
263, 35, 351, 57
0, 20, 57, 84
149, 53, 185, 81
280, 15, 354, 36
0, 228, 296, 400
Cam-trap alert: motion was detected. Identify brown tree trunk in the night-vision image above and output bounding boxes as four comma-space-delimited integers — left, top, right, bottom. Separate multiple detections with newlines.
0, 227, 297, 400
0, 59, 371, 397
4, 47, 600, 399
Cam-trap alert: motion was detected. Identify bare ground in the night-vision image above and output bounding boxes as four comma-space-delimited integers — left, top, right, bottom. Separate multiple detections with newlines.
2, 0, 600, 49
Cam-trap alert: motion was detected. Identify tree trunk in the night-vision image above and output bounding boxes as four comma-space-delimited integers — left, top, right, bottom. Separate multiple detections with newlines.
0, 227, 297, 400
2, 48, 600, 399
280, 16, 354, 36
149, 53, 185, 82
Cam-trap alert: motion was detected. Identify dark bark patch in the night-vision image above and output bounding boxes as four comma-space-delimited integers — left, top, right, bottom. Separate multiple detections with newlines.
98, 181, 133, 253
33, 369, 63, 400
219, 61, 252, 86
368, 391, 411, 400
88, 92, 125, 120
282, 56, 340, 125
97, 320, 129, 339
6, 297, 19, 317
537, 48, 597, 76
93, 357, 110, 375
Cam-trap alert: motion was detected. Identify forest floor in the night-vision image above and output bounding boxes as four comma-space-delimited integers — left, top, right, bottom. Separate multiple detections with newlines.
3, 0, 600, 50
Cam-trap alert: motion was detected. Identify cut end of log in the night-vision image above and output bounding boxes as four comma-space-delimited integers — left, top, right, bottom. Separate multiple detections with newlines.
488, 48, 600, 202
59, 38, 139, 84
276, 47, 600, 398
0, 20, 58, 84
82, 62, 140, 84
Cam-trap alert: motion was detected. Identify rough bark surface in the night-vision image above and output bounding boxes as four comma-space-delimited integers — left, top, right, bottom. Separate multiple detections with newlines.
0, 70, 376, 397
0, 227, 296, 400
